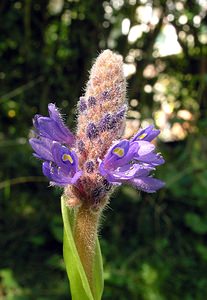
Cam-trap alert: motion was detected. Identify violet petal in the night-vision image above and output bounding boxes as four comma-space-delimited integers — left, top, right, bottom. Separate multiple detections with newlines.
132, 125, 160, 142
29, 137, 53, 161
34, 103, 75, 146
130, 177, 165, 193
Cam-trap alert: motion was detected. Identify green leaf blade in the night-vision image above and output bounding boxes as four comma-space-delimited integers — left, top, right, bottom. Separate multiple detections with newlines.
92, 239, 104, 300
61, 197, 104, 300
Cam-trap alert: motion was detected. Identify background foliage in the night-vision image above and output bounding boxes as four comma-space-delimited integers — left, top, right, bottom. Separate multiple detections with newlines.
0, 0, 207, 299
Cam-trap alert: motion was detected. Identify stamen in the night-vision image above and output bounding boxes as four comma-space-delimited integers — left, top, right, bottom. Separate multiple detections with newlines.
49, 162, 54, 174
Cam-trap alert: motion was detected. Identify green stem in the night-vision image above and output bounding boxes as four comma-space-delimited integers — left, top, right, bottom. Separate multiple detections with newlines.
74, 205, 100, 294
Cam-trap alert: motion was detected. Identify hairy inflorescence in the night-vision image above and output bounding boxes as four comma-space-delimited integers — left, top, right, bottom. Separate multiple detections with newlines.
29, 50, 165, 211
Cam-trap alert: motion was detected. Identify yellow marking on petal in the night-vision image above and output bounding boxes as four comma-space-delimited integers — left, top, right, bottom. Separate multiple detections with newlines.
62, 154, 73, 164
113, 147, 125, 157
139, 133, 147, 139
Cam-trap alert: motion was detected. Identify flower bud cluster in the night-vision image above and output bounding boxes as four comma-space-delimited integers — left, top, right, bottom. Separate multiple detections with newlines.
67, 50, 127, 208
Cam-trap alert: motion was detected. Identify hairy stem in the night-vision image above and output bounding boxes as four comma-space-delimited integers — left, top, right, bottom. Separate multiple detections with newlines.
74, 205, 100, 292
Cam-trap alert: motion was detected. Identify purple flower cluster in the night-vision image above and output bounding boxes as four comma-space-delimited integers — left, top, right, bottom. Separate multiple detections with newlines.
30, 104, 164, 193
29, 104, 82, 186
99, 125, 165, 193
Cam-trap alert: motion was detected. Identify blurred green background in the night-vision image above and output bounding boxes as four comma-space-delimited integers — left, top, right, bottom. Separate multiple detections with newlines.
0, 0, 207, 299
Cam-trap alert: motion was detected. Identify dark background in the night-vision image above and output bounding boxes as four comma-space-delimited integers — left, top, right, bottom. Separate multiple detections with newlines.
0, 0, 207, 299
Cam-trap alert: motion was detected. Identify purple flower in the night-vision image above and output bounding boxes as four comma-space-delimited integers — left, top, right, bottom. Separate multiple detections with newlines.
131, 125, 160, 142
30, 103, 164, 194
42, 142, 82, 186
33, 103, 75, 146
99, 127, 165, 193
29, 104, 82, 187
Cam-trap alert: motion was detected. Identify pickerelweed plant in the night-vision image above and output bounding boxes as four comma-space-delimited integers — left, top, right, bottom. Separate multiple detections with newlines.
29, 50, 165, 300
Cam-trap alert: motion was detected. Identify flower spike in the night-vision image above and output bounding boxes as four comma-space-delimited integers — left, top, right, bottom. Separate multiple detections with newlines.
29, 51, 165, 202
